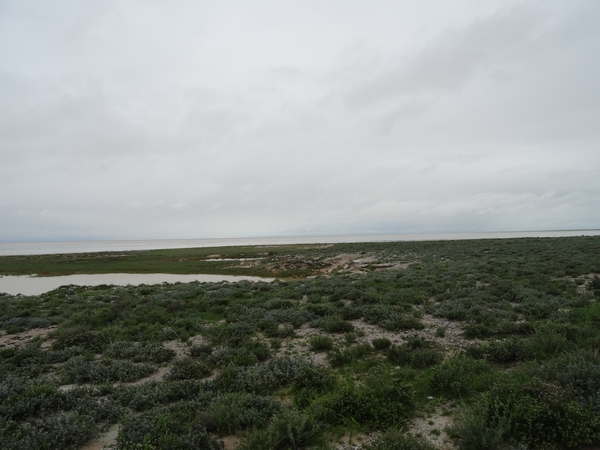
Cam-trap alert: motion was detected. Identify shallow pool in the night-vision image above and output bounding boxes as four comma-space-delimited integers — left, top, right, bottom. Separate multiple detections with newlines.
0, 273, 273, 296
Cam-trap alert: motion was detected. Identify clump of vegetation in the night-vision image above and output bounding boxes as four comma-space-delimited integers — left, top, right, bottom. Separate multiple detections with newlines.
372, 337, 392, 350
309, 335, 334, 352
387, 336, 444, 369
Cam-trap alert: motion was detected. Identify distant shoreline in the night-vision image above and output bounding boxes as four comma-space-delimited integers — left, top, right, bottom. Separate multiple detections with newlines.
1, 229, 599, 256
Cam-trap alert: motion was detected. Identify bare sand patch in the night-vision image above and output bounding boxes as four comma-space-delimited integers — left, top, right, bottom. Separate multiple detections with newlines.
0, 325, 56, 349
80, 423, 119, 450
408, 406, 456, 450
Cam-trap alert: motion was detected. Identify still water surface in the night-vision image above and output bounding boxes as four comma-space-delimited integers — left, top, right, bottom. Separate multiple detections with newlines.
0, 273, 273, 296
1, 230, 599, 256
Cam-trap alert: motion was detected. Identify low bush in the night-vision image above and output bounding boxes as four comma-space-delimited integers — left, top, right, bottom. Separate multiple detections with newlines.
309, 335, 334, 352
327, 344, 372, 367
448, 403, 502, 450
320, 316, 354, 333
118, 404, 223, 450
451, 378, 600, 449
104, 341, 176, 363
465, 339, 532, 364
387, 338, 444, 369
0, 412, 97, 450
62, 357, 156, 384
211, 357, 309, 395
199, 392, 281, 434
430, 355, 493, 398
372, 338, 392, 350
165, 358, 213, 381
239, 408, 320, 450
309, 376, 414, 429
53, 329, 108, 353
110, 380, 205, 411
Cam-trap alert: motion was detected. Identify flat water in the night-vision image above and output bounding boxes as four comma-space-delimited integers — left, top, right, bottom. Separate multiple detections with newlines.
0, 273, 272, 296
1, 230, 598, 256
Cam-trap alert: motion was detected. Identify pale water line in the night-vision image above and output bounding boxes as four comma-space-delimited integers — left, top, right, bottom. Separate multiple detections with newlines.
0, 273, 274, 296
1, 230, 599, 256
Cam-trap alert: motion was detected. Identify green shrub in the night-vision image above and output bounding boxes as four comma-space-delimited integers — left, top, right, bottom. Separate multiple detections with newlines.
372, 338, 392, 350
62, 357, 156, 384
0, 412, 97, 450
239, 409, 320, 450
459, 378, 600, 449
327, 344, 372, 367
118, 404, 223, 450
189, 343, 213, 359
309, 376, 414, 429
104, 341, 176, 363
166, 358, 213, 381
538, 350, 600, 413
430, 355, 493, 398
448, 403, 502, 450
320, 316, 354, 333
199, 392, 282, 434
387, 338, 444, 369
345, 332, 357, 344
211, 357, 309, 395
309, 335, 334, 352
110, 380, 205, 411
465, 339, 533, 364
53, 329, 108, 353
291, 365, 337, 408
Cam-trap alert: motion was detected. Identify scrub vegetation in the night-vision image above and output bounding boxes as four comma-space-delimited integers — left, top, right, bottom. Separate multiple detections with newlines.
0, 236, 599, 449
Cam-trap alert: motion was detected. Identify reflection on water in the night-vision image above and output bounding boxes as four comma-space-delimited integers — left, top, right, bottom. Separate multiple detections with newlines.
0, 230, 599, 256
0, 273, 273, 296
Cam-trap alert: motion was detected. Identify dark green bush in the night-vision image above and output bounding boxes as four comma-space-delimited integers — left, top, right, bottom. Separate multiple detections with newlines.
110, 380, 205, 411
239, 408, 320, 450
118, 404, 223, 450
104, 341, 176, 363
372, 338, 392, 350
320, 316, 354, 333
465, 339, 533, 363
309, 377, 414, 429
430, 355, 493, 398
62, 357, 156, 384
327, 344, 372, 367
211, 357, 309, 394
458, 378, 600, 449
199, 392, 282, 434
309, 335, 334, 352
53, 329, 108, 353
448, 404, 502, 450
387, 338, 444, 369
0, 412, 97, 450
166, 358, 213, 381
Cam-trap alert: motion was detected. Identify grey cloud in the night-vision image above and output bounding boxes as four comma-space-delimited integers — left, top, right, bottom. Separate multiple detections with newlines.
0, 1, 599, 241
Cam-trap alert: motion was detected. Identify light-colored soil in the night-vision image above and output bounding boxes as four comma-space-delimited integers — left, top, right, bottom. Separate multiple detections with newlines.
80, 423, 119, 450
164, 339, 189, 359
408, 406, 456, 450
0, 326, 56, 349
416, 313, 475, 350
221, 435, 241, 449
335, 431, 370, 449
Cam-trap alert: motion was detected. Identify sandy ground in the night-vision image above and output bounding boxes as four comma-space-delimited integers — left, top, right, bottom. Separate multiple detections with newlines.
408, 406, 456, 450
80, 424, 119, 450
0, 325, 56, 349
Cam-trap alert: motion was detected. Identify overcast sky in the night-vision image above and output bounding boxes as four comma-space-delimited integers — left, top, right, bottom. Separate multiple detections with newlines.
1, 0, 599, 241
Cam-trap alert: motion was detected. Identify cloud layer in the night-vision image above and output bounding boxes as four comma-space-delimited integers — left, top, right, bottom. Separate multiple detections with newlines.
1, 0, 599, 240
